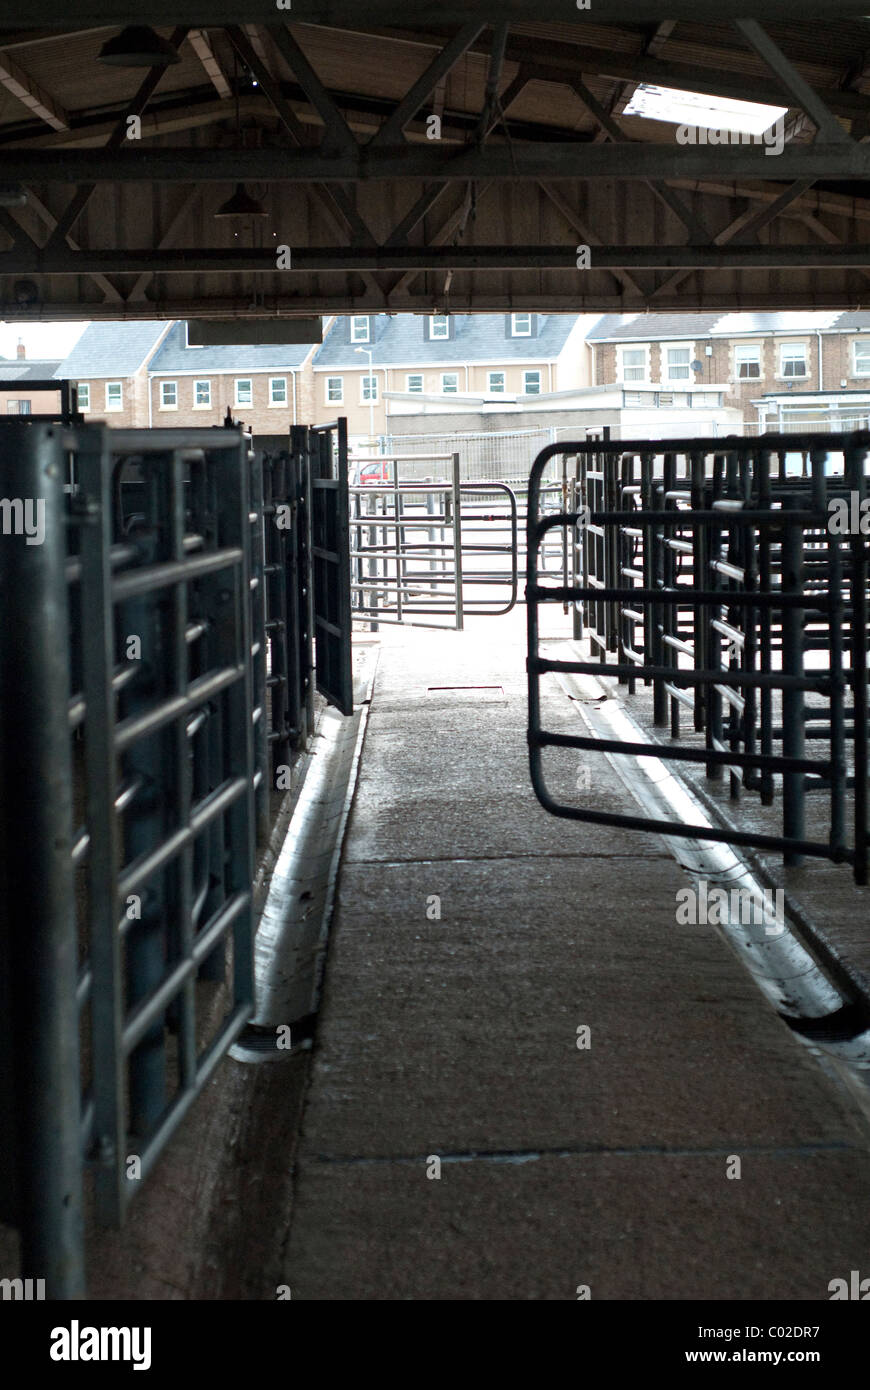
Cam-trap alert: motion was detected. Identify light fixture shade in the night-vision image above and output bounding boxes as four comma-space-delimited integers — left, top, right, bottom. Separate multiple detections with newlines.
214, 183, 267, 218
98, 26, 181, 67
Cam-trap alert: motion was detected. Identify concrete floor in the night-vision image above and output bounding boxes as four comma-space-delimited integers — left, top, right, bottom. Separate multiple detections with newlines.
15, 608, 865, 1299
282, 613, 870, 1300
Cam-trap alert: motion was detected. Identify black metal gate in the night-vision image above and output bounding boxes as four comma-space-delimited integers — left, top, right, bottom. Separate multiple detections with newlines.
306, 420, 354, 716
527, 434, 869, 885
0, 415, 358, 1297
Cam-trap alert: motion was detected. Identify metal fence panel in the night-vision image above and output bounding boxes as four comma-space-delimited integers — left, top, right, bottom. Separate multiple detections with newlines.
527, 433, 870, 885
310, 420, 354, 716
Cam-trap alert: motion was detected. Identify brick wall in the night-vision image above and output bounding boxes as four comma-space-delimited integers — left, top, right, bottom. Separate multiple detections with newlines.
77, 374, 142, 428
148, 370, 310, 433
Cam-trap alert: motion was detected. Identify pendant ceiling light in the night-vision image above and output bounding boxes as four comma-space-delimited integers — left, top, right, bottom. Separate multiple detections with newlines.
214, 51, 268, 220
214, 183, 267, 218
98, 26, 181, 67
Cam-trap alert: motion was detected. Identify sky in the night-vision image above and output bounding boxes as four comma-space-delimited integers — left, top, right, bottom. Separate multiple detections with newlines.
0, 321, 89, 361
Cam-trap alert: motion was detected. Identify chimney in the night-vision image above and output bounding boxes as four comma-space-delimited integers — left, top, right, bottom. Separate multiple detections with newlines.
16, 338, 25, 359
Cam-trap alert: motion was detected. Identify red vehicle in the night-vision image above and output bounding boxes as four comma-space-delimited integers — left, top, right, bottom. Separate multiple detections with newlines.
351, 458, 394, 486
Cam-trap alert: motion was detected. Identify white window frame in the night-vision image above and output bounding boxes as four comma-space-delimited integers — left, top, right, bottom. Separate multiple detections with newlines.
853, 340, 870, 377
428, 315, 449, 340
487, 371, 506, 394
734, 343, 762, 380
234, 378, 253, 407
350, 316, 370, 344
511, 313, 532, 337
159, 380, 178, 410
406, 373, 424, 393
665, 344, 692, 382
193, 379, 211, 409
619, 345, 648, 383
105, 381, 123, 412
76, 383, 90, 412
269, 377, 288, 406
360, 373, 378, 403
441, 372, 459, 394
779, 342, 808, 380
326, 376, 343, 404
523, 370, 542, 394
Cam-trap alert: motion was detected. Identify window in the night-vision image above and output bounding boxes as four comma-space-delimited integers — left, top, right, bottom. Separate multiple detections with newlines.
407, 374, 424, 393
269, 377, 287, 406
780, 344, 807, 379
326, 376, 343, 403
76, 383, 90, 412
666, 346, 692, 381
523, 370, 542, 395
159, 380, 177, 409
194, 379, 211, 408
511, 313, 532, 337
105, 382, 122, 411
350, 316, 370, 343
658, 392, 674, 406
441, 372, 459, 394
853, 340, 870, 376
361, 374, 378, 403
620, 347, 647, 382
624, 391, 645, 407
428, 315, 449, 339
734, 344, 761, 380
487, 371, 506, 393
235, 379, 252, 407
6, 401, 18, 413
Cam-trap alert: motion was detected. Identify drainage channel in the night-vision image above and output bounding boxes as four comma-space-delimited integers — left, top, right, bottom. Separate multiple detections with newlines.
231, 652, 377, 1062
548, 649, 870, 1093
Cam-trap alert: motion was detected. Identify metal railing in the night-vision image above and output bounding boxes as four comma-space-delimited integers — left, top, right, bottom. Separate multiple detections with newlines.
0, 417, 351, 1296
349, 452, 519, 629
527, 433, 870, 885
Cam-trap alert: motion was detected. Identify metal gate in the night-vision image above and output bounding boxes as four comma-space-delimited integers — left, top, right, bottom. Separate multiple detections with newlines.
306, 420, 354, 715
0, 416, 358, 1296
349, 450, 519, 629
527, 434, 869, 885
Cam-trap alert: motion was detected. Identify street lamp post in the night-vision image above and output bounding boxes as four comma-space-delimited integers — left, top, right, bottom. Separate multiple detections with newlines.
355, 345, 375, 452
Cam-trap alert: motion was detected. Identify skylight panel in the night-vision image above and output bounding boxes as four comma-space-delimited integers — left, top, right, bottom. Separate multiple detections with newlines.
624, 84, 787, 136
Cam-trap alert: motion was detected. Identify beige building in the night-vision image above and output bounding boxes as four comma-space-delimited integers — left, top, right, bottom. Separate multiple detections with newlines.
587, 310, 870, 431
311, 312, 592, 449
58, 320, 318, 433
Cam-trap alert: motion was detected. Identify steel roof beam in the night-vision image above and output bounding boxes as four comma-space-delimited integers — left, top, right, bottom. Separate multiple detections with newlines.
4, 243, 870, 273
7, 142, 870, 181
5, 3, 870, 26
734, 19, 852, 143
369, 21, 486, 147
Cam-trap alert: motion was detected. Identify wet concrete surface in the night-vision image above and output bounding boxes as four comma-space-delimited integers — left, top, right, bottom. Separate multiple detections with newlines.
283, 613, 870, 1300
9, 613, 867, 1299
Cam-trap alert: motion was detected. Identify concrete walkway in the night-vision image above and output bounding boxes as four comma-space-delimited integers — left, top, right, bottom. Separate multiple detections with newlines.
283, 619, 870, 1301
